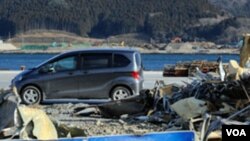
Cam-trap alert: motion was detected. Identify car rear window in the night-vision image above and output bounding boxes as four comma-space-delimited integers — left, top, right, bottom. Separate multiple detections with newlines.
113, 54, 131, 67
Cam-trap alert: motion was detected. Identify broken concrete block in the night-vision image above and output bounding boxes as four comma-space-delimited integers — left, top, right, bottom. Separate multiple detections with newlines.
54, 123, 86, 138
75, 91, 153, 118
0, 92, 18, 135
159, 84, 181, 98
207, 131, 221, 141
228, 60, 244, 80
219, 103, 235, 114
74, 107, 99, 116
240, 34, 250, 67
17, 106, 58, 140
171, 97, 208, 120
0, 127, 17, 138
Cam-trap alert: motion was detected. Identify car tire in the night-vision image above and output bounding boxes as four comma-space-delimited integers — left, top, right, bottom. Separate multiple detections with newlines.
21, 86, 41, 105
111, 86, 131, 100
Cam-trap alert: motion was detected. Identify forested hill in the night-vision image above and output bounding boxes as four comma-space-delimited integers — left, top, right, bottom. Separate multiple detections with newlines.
0, 0, 219, 41
3, 0, 248, 44
209, 0, 250, 17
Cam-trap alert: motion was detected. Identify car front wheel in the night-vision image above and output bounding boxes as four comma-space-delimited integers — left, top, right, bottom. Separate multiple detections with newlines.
111, 86, 131, 100
21, 86, 41, 105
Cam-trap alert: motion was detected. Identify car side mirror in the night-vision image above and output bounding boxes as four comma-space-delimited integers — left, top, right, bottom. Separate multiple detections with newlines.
39, 64, 55, 73
39, 66, 48, 74
48, 66, 55, 73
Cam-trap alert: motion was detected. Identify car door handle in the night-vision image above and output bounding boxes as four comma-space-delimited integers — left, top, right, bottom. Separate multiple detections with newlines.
83, 70, 88, 74
68, 72, 74, 75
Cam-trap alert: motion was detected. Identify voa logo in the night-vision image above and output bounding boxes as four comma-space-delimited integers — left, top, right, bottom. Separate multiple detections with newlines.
226, 129, 246, 136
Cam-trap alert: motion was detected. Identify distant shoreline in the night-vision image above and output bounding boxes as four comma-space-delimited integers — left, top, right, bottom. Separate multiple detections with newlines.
0, 49, 240, 55
0, 53, 239, 71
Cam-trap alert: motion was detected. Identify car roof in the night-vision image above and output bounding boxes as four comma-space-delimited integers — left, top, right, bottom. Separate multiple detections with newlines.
63, 47, 139, 55
36, 47, 139, 68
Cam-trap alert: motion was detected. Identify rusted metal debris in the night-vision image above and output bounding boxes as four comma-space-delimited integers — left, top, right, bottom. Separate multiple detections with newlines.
163, 60, 222, 77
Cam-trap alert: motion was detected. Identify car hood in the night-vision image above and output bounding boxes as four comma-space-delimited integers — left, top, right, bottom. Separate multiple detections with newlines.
15, 69, 34, 79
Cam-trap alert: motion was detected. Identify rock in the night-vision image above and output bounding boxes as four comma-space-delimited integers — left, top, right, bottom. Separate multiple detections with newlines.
171, 97, 208, 120
0, 92, 18, 135
17, 106, 58, 140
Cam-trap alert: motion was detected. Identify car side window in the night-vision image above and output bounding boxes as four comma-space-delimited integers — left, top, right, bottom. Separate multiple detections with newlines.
46, 56, 77, 72
113, 54, 131, 67
82, 53, 112, 69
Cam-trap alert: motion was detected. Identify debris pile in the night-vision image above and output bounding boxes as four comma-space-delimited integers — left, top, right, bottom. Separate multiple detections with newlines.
0, 90, 89, 140
73, 73, 250, 141
163, 60, 225, 77
1, 63, 250, 141
0, 89, 167, 140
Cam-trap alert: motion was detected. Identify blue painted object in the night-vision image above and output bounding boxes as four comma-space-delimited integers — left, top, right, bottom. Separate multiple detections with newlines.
58, 131, 194, 141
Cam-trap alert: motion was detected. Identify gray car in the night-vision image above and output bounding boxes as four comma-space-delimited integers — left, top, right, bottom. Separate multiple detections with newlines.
11, 48, 144, 105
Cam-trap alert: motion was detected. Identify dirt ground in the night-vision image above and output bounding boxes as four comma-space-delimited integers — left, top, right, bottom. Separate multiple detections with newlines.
40, 104, 167, 137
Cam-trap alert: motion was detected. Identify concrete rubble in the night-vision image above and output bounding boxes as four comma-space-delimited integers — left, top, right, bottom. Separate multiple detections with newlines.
71, 73, 250, 141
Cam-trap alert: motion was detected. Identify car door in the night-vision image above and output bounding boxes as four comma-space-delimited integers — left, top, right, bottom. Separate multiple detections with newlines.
78, 53, 114, 99
40, 55, 80, 99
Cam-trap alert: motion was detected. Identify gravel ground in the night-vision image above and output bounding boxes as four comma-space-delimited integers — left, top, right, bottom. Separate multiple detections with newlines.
39, 104, 167, 137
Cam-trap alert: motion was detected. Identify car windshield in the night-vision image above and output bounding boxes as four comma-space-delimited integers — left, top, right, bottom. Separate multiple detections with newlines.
35, 54, 61, 69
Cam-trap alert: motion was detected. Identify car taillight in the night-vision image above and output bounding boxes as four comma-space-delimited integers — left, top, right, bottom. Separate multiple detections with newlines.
132, 71, 140, 80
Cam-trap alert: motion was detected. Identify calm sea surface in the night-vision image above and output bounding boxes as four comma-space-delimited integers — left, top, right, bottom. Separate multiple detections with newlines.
0, 53, 239, 70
